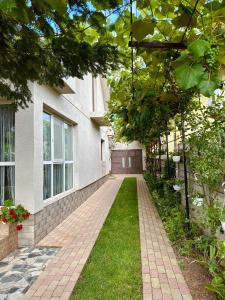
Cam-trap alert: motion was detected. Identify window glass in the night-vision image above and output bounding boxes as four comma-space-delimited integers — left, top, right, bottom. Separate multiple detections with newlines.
65, 163, 73, 191
0, 107, 15, 205
54, 118, 63, 160
65, 124, 73, 161
0, 107, 15, 162
0, 166, 15, 205
53, 164, 64, 195
43, 164, 51, 200
43, 113, 51, 161
43, 112, 74, 200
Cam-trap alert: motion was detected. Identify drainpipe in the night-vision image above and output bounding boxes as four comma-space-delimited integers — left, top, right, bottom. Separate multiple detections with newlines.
181, 113, 190, 229
165, 122, 170, 179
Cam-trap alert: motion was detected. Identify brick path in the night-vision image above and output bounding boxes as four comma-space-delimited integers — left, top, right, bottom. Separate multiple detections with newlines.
23, 176, 123, 300
23, 175, 192, 300
137, 176, 192, 300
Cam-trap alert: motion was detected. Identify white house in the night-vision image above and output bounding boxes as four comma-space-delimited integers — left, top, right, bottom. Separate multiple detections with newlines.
0, 75, 111, 246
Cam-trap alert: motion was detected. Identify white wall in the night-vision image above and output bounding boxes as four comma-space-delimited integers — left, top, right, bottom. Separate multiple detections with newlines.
114, 141, 143, 150
14, 75, 110, 214
15, 83, 43, 214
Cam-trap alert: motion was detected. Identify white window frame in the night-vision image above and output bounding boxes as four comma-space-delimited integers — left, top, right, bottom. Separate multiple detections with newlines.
43, 112, 74, 200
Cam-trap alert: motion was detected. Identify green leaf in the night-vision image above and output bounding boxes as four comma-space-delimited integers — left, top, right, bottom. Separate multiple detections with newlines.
218, 48, 225, 65
4, 199, 13, 207
175, 63, 205, 90
172, 53, 190, 68
0, 0, 16, 11
136, 0, 149, 9
205, 1, 225, 11
131, 20, 155, 42
44, 0, 67, 14
173, 12, 197, 28
89, 12, 106, 29
214, 8, 225, 22
91, 0, 122, 9
188, 39, 211, 58
199, 78, 219, 97
211, 276, 224, 285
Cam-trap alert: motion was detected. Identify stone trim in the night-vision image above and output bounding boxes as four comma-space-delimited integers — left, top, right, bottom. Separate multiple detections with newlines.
18, 175, 109, 246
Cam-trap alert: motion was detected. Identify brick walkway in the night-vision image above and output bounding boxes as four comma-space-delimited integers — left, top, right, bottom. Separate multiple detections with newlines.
137, 176, 192, 300
23, 175, 192, 300
23, 176, 123, 300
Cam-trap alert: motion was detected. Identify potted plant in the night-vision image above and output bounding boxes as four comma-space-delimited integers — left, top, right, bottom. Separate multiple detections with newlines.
192, 193, 204, 207
0, 199, 30, 232
172, 151, 181, 163
173, 178, 183, 191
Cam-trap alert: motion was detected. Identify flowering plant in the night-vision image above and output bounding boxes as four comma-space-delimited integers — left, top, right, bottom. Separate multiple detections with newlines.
0, 199, 30, 231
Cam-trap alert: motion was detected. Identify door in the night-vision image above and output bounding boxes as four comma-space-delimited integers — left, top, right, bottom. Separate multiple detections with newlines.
111, 150, 143, 174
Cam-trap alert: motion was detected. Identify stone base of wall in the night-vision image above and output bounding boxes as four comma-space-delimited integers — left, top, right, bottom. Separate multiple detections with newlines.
0, 223, 18, 260
18, 175, 109, 246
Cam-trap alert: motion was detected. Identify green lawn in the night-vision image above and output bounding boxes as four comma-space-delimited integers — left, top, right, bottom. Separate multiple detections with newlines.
70, 177, 142, 300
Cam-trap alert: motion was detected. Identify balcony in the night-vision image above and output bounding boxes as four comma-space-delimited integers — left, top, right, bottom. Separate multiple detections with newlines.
90, 111, 107, 126
53, 78, 76, 94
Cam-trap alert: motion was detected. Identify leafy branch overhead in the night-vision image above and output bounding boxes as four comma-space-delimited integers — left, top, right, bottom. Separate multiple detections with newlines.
107, 0, 225, 143
0, 0, 122, 108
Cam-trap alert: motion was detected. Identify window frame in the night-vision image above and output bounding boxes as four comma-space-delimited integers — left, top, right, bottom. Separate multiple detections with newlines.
43, 112, 74, 200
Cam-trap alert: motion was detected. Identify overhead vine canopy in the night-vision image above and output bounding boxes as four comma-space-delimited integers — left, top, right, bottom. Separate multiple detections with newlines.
0, 0, 123, 108
107, 0, 225, 143
1, 0, 225, 133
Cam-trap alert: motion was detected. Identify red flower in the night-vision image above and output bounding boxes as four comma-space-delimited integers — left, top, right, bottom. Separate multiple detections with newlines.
16, 224, 23, 231
22, 212, 30, 219
1, 217, 7, 223
9, 208, 15, 215
12, 213, 17, 219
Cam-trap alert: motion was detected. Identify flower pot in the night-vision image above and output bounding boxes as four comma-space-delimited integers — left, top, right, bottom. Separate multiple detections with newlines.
172, 155, 181, 163
161, 154, 167, 160
192, 197, 204, 207
221, 221, 225, 232
0, 222, 9, 237
173, 184, 181, 191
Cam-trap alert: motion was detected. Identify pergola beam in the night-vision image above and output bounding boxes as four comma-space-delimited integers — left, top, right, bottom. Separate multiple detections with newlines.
128, 41, 186, 49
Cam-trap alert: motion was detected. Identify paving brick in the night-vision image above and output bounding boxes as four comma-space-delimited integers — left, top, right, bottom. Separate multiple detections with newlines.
137, 175, 193, 300
23, 175, 193, 300
23, 176, 123, 300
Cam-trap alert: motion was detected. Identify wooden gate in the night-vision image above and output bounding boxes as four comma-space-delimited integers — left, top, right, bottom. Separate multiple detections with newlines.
111, 150, 143, 174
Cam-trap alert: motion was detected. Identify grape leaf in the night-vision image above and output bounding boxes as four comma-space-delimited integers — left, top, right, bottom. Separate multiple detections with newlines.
173, 12, 197, 28
175, 63, 205, 89
188, 39, 211, 58
131, 20, 155, 42
0, 0, 16, 11
199, 78, 219, 97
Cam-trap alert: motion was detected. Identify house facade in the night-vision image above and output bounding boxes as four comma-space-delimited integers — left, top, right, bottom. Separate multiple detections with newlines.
0, 75, 111, 246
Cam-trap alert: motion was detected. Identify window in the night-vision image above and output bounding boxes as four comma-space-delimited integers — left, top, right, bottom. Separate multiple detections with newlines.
101, 139, 105, 161
0, 107, 15, 205
43, 112, 74, 200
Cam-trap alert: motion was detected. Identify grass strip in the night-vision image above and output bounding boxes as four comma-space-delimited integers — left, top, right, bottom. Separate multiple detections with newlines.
70, 177, 142, 300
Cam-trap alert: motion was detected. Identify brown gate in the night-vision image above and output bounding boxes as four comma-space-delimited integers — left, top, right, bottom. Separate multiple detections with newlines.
111, 149, 143, 174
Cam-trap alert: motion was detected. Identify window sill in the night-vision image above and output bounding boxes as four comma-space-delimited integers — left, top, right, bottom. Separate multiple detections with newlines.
43, 188, 76, 207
